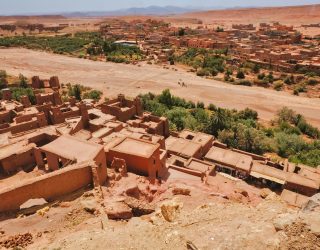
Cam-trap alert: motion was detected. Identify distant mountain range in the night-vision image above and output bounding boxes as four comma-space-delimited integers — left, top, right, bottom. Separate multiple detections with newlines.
63, 6, 202, 17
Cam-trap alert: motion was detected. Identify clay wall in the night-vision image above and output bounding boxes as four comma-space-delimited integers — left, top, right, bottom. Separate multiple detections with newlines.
14, 114, 34, 124
49, 76, 60, 89
31, 76, 43, 89
284, 182, 318, 197
1, 89, 12, 101
168, 164, 203, 177
0, 163, 98, 212
0, 118, 39, 134
1, 146, 36, 174
0, 111, 12, 124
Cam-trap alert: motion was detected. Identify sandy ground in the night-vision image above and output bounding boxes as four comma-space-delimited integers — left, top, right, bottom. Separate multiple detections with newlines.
1, 170, 318, 250
1, 48, 320, 128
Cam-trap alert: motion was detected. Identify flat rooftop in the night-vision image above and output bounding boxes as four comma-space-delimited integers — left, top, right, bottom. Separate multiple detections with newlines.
205, 146, 253, 172
166, 137, 201, 158
111, 137, 159, 158
250, 162, 287, 185
186, 158, 215, 173
0, 140, 32, 160
41, 135, 103, 162
179, 130, 213, 146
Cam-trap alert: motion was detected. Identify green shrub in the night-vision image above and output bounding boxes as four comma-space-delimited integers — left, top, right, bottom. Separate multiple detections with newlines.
236, 70, 245, 79
257, 73, 265, 80
273, 80, 284, 91
211, 68, 219, 76
10, 87, 35, 104
196, 101, 205, 109
208, 103, 217, 111
237, 80, 252, 86
82, 90, 102, 101
307, 78, 318, 86
196, 69, 210, 77
293, 83, 306, 94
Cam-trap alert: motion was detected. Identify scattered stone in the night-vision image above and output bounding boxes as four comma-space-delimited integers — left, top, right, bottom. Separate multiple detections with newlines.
115, 173, 122, 181
209, 192, 228, 199
273, 213, 298, 231
37, 206, 50, 216
300, 212, 320, 235
265, 192, 280, 201
302, 193, 320, 213
20, 198, 48, 210
108, 172, 116, 180
172, 185, 191, 196
260, 188, 272, 199
60, 201, 72, 208
0, 233, 33, 249
125, 184, 140, 198
82, 191, 95, 198
104, 202, 132, 220
234, 188, 248, 197
81, 199, 98, 213
124, 197, 155, 216
160, 200, 183, 222
186, 240, 198, 250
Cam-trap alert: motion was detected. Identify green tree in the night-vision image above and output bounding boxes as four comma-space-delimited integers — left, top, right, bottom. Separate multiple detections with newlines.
205, 108, 229, 136
158, 89, 173, 107
19, 74, 28, 88
70, 84, 82, 101
0, 70, 8, 89
165, 107, 189, 131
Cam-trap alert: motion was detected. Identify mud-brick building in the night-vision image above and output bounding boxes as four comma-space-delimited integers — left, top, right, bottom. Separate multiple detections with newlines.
204, 146, 253, 178
37, 135, 107, 172
106, 136, 167, 180
100, 94, 143, 122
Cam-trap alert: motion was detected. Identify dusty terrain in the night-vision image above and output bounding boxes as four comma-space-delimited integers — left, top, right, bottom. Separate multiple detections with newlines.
0, 169, 319, 250
1, 48, 320, 127
179, 4, 320, 26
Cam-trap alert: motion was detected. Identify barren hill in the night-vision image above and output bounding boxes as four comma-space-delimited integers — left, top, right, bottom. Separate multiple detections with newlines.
178, 4, 320, 26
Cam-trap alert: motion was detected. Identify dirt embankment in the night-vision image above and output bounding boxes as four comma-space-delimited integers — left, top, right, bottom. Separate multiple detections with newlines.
1, 48, 320, 128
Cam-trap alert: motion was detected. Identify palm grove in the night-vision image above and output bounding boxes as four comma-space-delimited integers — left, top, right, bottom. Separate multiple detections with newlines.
140, 89, 320, 167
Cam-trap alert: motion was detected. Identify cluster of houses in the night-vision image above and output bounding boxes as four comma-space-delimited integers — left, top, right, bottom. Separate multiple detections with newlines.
99, 19, 320, 73
0, 77, 319, 213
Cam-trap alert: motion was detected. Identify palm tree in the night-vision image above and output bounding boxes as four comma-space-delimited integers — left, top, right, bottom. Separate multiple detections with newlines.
206, 108, 229, 136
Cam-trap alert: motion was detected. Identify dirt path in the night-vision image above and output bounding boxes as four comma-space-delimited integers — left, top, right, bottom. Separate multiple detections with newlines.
1, 48, 320, 127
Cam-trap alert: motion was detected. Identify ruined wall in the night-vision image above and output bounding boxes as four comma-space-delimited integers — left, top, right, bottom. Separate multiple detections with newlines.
14, 114, 35, 124
0, 119, 39, 135
0, 111, 12, 124
0, 163, 105, 212
31, 76, 43, 89
1, 146, 36, 174
107, 147, 162, 179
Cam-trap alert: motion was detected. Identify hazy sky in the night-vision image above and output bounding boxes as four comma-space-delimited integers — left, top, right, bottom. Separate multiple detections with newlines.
0, 0, 319, 15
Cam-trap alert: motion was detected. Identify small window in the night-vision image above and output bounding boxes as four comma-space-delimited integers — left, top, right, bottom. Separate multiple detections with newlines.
186, 135, 194, 140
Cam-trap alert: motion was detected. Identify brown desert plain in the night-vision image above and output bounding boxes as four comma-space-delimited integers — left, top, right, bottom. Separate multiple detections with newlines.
177, 4, 320, 25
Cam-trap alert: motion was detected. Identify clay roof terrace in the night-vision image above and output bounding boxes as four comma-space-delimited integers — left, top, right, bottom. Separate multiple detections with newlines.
41, 135, 103, 163
204, 146, 253, 173
110, 136, 159, 158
